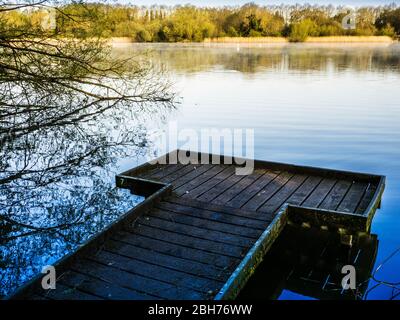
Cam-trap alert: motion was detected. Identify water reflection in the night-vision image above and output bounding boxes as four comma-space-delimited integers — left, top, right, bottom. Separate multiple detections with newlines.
0, 87, 173, 297
238, 225, 379, 300
113, 43, 400, 75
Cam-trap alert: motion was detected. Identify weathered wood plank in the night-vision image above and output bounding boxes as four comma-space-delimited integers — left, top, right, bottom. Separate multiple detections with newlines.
138, 214, 254, 247
147, 163, 186, 180
171, 164, 215, 190
90, 250, 223, 294
226, 170, 280, 209
211, 169, 266, 205
286, 176, 322, 206
128, 223, 246, 258
59, 269, 150, 300
197, 169, 245, 203
156, 201, 267, 231
242, 172, 293, 211
150, 207, 262, 238
182, 167, 235, 199
106, 237, 233, 280
337, 181, 368, 213
258, 174, 308, 213
319, 180, 352, 211
302, 178, 336, 208
165, 197, 272, 222
174, 165, 227, 196
40, 283, 102, 300
75, 258, 204, 300
158, 164, 204, 183
113, 231, 237, 270
356, 183, 378, 214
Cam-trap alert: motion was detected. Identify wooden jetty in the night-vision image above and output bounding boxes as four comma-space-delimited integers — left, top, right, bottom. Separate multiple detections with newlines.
9, 150, 385, 300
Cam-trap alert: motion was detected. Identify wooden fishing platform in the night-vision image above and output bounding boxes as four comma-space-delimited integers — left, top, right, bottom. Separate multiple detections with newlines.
9, 150, 385, 300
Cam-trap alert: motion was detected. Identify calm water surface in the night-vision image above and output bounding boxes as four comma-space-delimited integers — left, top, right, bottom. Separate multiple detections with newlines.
116, 43, 400, 300
2, 42, 400, 299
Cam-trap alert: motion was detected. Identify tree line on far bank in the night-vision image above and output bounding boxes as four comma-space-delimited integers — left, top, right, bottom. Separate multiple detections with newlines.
2, 2, 400, 42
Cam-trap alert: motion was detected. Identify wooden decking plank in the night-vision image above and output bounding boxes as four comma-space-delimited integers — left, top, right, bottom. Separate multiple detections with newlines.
318, 180, 353, 211
356, 183, 378, 214
242, 172, 293, 211
106, 237, 233, 280
226, 170, 281, 209
258, 174, 308, 213
114, 231, 237, 270
164, 197, 273, 222
174, 165, 227, 196
211, 169, 266, 205
158, 164, 204, 183
59, 269, 151, 300
91, 250, 223, 294
40, 283, 102, 300
157, 200, 268, 230
171, 164, 215, 190
128, 223, 245, 258
147, 163, 186, 179
151, 206, 262, 238
75, 258, 204, 300
286, 176, 323, 206
136, 164, 164, 178
182, 166, 235, 199
196, 169, 246, 203
139, 213, 254, 247
138, 163, 176, 179
337, 181, 368, 213
302, 178, 336, 208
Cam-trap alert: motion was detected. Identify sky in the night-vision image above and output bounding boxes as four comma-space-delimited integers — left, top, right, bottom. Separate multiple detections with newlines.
116, 0, 399, 6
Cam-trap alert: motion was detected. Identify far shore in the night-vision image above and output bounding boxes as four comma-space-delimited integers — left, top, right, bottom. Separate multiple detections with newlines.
109, 35, 396, 45
205, 36, 395, 43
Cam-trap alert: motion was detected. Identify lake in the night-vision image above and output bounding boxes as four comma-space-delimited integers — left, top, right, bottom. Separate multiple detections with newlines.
1, 42, 400, 299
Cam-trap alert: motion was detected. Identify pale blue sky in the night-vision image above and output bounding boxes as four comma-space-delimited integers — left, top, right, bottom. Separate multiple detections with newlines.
116, 0, 399, 6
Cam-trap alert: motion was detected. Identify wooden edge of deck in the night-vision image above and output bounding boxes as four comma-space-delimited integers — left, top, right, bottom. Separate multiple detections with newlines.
5, 177, 172, 300
213, 201, 384, 300
212, 175, 385, 300
214, 204, 289, 300
364, 175, 386, 231
122, 149, 384, 184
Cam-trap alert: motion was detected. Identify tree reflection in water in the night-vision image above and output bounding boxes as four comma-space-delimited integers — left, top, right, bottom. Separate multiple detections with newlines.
0, 26, 175, 295
0, 95, 175, 296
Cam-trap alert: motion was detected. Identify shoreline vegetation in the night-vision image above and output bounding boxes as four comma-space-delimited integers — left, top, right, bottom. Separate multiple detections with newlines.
2, 3, 400, 43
